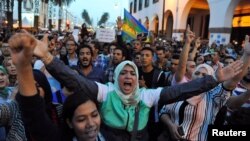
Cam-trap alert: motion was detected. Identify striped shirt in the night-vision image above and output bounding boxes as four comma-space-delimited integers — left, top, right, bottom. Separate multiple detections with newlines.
160, 84, 230, 141
0, 101, 27, 141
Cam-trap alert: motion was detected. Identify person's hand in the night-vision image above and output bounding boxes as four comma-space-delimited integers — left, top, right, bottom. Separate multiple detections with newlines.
116, 16, 123, 31
168, 123, 185, 140
139, 76, 147, 88
33, 34, 49, 58
215, 60, 243, 82
8, 31, 37, 68
194, 37, 201, 49
33, 34, 54, 64
185, 25, 195, 44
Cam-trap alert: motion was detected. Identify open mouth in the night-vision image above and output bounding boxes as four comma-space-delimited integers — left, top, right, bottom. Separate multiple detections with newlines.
0, 80, 5, 86
85, 129, 98, 138
11, 69, 17, 74
124, 82, 132, 86
82, 58, 88, 61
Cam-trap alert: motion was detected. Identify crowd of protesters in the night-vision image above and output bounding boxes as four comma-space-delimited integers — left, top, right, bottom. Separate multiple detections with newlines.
0, 17, 250, 141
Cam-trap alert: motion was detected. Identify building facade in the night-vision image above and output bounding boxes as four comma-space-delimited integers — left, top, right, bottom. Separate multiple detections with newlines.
129, 0, 250, 45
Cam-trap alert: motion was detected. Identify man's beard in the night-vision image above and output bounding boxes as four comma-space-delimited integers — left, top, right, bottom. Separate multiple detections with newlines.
80, 61, 91, 68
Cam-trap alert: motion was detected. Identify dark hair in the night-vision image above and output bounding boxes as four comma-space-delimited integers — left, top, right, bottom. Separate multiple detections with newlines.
77, 44, 94, 56
108, 43, 118, 53
156, 46, 165, 53
140, 47, 154, 56
33, 69, 54, 119
66, 38, 78, 47
62, 90, 98, 140
194, 54, 203, 62
90, 40, 101, 50
114, 47, 126, 57
172, 54, 180, 60
224, 55, 236, 62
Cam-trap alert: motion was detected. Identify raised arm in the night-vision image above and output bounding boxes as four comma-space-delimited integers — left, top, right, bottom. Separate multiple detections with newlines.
226, 90, 250, 110
8, 32, 61, 140
189, 37, 201, 61
33, 34, 98, 100
159, 75, 217, 105
158, 60, 243, 105
174, 25, 195, 82
223, 35, 250, 90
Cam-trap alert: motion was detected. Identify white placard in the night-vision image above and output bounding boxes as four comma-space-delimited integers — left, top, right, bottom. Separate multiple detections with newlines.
96, 28, 115, 43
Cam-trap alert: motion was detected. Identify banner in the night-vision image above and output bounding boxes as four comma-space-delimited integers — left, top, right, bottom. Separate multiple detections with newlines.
122, 9, 148, 41
96, 28, 116, 43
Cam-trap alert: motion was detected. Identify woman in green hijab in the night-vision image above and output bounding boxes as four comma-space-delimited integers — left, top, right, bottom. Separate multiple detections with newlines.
10, 32, 243, 141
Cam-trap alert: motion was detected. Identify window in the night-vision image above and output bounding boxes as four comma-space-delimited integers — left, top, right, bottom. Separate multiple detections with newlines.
130, 2, 133, 13
134, 0, 137, 13
145, 0, 149, 8
153, 0, 159, 4
139, 0, 143, 10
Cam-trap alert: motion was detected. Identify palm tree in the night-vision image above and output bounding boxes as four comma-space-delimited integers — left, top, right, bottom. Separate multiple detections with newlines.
97, 12, 109, 27
53, 0, 75, 32
34, 0, 49, 31
5, 0, 14, 30
81, 9, 92, 26
17, 0, 22, 29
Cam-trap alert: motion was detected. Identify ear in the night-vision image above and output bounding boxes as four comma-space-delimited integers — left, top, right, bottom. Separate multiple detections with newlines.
66, 119, 73, 129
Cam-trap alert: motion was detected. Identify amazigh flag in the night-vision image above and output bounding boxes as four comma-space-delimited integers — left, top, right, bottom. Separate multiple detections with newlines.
122, 9, 148, 41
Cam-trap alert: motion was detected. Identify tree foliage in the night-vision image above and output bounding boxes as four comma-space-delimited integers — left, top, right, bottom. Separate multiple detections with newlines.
81, 9, 92, 25
53, 0, 75, 6
97, 12, 109, 26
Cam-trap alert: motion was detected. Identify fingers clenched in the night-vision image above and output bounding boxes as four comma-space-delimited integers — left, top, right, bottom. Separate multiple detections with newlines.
8, 33, 37, 52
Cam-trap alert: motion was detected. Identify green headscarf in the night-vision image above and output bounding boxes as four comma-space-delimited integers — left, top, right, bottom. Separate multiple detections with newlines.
113, 61, 140, 106
0, 65, 7, 75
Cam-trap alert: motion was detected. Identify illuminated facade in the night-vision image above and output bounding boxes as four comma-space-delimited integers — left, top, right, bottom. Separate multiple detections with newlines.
129, 0, 250, 45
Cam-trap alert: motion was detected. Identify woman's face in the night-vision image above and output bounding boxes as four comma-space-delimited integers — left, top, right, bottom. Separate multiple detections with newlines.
69, 100, 101, 141
0, 70, 8, 88
60, 47, 67, 56
192, 67, 208, 80
5, 59, 17, 75
118, 65, 137, 95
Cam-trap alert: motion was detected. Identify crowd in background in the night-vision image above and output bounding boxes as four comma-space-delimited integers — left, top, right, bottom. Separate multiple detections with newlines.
0, 18, 250, 141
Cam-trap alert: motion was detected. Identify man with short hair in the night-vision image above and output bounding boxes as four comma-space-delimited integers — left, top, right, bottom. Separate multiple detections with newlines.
172, 26, 196, 85
138, 47, 166, 141
211, 50, 224, 70
223, 56, 235, 67
73, 45, 105, 83
105, 47, 126, 83
155, 47, 168, 71
132, 39, 142, 55
66, 39, 78, 67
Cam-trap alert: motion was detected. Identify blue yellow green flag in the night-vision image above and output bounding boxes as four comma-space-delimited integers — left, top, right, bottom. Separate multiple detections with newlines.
122, 9, 148, 41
